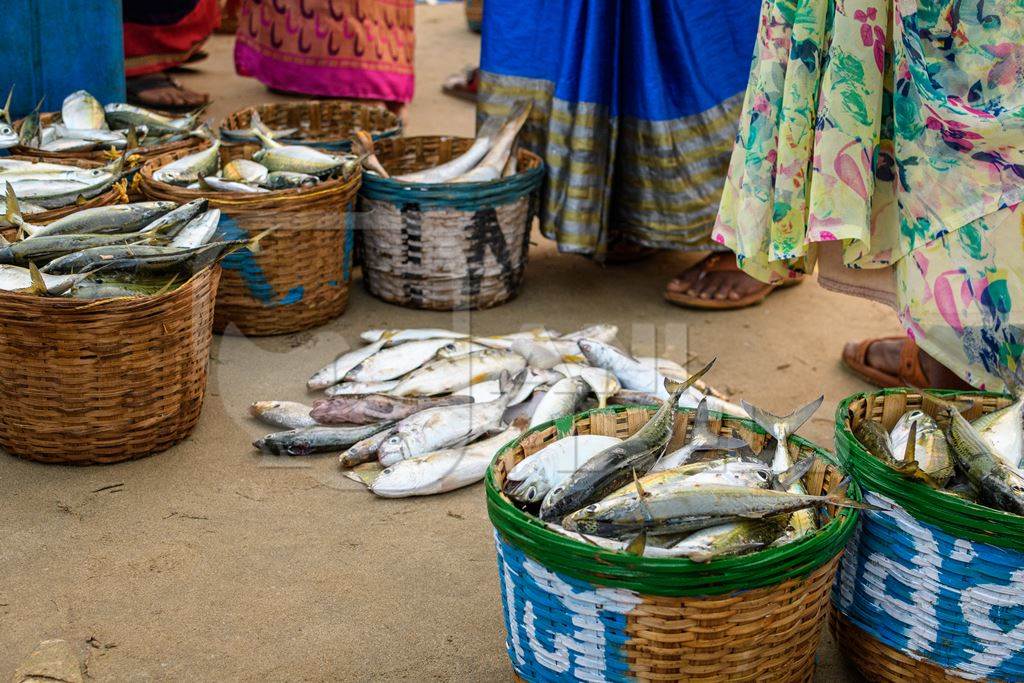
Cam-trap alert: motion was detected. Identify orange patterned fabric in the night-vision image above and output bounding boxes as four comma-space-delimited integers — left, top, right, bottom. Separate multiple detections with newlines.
234, 0, 415, 103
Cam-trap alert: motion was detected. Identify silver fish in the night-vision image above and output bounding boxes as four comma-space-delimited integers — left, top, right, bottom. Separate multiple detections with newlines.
346, 338, 456, 383
222, 159, 269, 184
152, 141, 221, 186
391, 350, 527, 397
62, 90, 108, 130
890, 410, 954, 485
361, 328, 469, 344
378, 371, 526, 466
650, 398, 747, 472
259, 171, 319, 190
308, 338, 391, 390
505, 435, 624, 505
254, 422, 394, 456
528, 376, 591, 428
451, 101, 532, 183
29, 201, 176, 237
369, 424, 527, 498
393, 115, 505, 184
202, 176, 267, 193
324, 380, 401, 397
139, 199, 209, 235
249, 401, 318, 430
168, 209, 221, 249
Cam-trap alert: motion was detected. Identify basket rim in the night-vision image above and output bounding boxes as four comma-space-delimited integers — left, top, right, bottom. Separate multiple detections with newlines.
0, 264, 220, 312
836, 387, 1024, 550
485, 404, 860, 597
217, 100, 403, 145
138, 143, 361, 205
360, 135, 545, 201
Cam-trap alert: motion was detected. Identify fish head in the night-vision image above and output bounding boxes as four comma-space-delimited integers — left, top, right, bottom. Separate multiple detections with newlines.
0, 124, 17, 149
379, 434, 410, 462
249, 401, 280, 417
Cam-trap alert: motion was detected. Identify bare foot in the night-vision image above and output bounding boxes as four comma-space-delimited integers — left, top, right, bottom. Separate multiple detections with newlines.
666, 252, 770, 302
845, 338, 973, 390
127, 73, 208, 110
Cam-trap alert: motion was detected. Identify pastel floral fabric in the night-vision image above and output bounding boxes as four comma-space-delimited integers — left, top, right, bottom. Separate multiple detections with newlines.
715, 0, 1024, 386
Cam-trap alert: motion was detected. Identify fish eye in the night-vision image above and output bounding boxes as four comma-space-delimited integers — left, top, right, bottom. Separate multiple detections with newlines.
586, 504, 597, 512
382, 468, 392, 474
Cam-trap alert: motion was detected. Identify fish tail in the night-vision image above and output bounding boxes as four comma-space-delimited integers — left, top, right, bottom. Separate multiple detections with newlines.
690, 397, 747, 452
664, 357, 716, 398
825, 476, 886, 511
26, 262, 49, 296
742, 395, 823, 439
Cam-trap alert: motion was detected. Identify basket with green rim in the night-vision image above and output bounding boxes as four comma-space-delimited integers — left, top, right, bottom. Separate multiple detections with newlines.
486, 403, 859, 682
831, 388, 1024, 682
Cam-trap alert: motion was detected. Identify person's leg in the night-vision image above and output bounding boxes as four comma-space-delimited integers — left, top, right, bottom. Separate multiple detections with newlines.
122, 0, 220, 109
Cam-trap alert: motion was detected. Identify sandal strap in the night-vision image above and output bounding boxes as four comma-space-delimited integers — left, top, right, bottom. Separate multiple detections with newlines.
897, 337, 930, 388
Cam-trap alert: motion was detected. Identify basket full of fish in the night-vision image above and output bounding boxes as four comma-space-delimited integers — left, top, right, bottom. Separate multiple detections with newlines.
139, 125, 362, 336
488, 362, 864, 682
0, 197, 254, 464
219, 100, 401, 151
7, 89, 207, 165
832, 387, 1024, 682
355, 102, 544, 311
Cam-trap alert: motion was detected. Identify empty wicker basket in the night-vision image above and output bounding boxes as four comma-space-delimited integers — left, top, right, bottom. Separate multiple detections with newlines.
359, 136, 544, 311
832, 388, 1024, 682
139, 142, 360, 336
488, 405, 859, 682
219, 101, 402, 151
0, 266, 220, 465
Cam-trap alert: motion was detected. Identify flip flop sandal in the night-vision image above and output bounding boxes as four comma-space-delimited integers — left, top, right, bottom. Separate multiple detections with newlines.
441, 67, 479, 103
126, 72, 208, 113
841, 336, 930, 388
664, 253, 804, 310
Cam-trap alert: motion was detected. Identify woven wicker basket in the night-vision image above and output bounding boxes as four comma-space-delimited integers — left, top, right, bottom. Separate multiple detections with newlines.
219, 101, 402, 151
0, 156, 128, 241
359, 136, 544, 311
465, 0, 483, 32
0, 266, 220, 465
139, 142, 360, 336
832, 388, 1024, 682
488, 405, 859, 682
11, 111, 204, 164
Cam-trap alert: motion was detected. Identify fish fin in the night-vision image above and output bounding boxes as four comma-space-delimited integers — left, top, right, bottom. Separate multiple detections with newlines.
126, 124, 139, 149
625, 531, 646, 556
825, 476, 887, 511
150, 275, 179, 298
776, 456, 816, 490
902, 420, 918, 467
3, 182, 24, 228
692, 398, 712, 440
245, 226, 274, 255
27, 262, 49, 296
664, 357, 716, 397
0, 85, 11, 124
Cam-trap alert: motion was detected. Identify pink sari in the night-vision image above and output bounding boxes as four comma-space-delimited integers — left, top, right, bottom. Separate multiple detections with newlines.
234, 0, 415, 104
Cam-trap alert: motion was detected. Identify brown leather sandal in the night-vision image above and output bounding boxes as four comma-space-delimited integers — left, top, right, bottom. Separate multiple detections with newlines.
841, 336, 928, 388
664, 253, 804, 310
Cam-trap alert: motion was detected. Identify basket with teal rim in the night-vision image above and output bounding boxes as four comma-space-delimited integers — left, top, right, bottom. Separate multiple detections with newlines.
486, 404, 860, 682
832, 388, 1024, 682
219, 100, 402, 152
358, 136, 544, 311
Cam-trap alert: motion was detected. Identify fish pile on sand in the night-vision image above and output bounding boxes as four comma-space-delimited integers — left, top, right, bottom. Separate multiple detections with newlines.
152, 112, 361, 192
353, 101, 532, 183
0, 194, 258, 298
2, 88, 206, 153
249, 325, 751, 499
854, 392, 1024, 515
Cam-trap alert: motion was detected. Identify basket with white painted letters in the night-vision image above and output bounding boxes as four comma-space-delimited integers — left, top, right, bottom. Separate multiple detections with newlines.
833, 389, 1024, 682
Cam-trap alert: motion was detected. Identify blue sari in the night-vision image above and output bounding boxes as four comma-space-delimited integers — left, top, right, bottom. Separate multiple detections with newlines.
479, 0, 760, 258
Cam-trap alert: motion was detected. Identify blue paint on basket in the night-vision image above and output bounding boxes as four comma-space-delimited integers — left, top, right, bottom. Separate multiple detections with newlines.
833, 492, 1024, 681
494, 532, 639, 682
216, 214, 304, 306
343, 205, 354, 282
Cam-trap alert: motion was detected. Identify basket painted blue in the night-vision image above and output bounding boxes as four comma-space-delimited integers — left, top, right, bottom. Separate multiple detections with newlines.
833, 491, 1024, 681
495, 531, 640, 683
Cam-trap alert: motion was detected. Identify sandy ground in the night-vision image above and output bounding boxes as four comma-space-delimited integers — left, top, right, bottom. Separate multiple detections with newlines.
1, 6, 891, 680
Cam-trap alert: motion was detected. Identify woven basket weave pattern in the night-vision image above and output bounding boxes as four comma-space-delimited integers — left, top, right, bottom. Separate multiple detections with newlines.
488, 405, 856, 681
139, 143, 359, 336
358, 136, 543, 311
0, 266, 220, 465
219, 100, 401, 150
833, 389, 1024, 682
